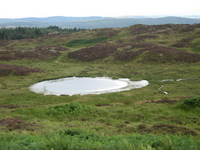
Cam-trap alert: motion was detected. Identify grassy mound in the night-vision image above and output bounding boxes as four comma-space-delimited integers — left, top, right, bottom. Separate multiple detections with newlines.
0, 45, 68, 61
67, 43, 200, 63
68, 44, 117, 61
115, 44, 200, 63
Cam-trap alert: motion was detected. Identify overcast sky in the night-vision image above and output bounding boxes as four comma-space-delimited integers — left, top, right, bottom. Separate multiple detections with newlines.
1, 0, 199, 18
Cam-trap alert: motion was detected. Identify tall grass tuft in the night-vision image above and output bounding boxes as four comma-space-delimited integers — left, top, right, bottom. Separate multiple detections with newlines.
46, 102, 96, 115
0, 132, 200, 150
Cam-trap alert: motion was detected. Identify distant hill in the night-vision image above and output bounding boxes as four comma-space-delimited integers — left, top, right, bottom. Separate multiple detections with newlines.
0, 16, 106, 24
0, 16, 200, 29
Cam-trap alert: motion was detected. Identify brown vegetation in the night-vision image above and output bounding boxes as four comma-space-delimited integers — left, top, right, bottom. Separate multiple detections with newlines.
0, 64, 43, 76
172, 38, 194, 48
175, 24, 200, 32
68, 44, 117, 61
0, 40, 12, 47
35, 45, 69, 51
117, 121, 198, 135
114, 43, 200, 63
131, 35, 158, 42
151, 123, 198, 136
144, 98, 180, 104
0, 118, 36, 131
93, 28, 120, 38
0, 54, 15, 61
0, 105, 29, 109
128, 24, 176, 35
135, 123, 198, 135
67, 42, 200, 63
14, 50, 60, 61
0, 45, 68, 61
128, 24, 200, 35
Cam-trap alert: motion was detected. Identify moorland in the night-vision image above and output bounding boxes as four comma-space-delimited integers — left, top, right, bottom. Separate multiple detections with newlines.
0, 23, 200, 149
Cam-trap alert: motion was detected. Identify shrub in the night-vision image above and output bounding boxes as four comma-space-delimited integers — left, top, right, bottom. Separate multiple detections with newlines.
47, 103, 96, 116
66, 37, 107, 47
183, 97, 200, 107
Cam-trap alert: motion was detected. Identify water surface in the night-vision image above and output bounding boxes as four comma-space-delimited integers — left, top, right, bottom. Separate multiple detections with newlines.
30, 77, 149, 96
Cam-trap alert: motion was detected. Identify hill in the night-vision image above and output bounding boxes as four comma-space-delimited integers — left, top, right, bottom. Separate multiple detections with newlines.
0, 16, 200, 28
1, 23, 200, 63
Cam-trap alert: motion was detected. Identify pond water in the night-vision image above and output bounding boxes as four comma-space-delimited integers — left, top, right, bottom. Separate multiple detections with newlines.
29, 77, 149, 96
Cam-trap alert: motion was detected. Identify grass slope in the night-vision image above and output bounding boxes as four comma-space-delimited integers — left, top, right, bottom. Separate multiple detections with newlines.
0, 24, 200, 149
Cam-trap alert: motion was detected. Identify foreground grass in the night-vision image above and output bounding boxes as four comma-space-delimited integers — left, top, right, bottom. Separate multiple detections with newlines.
1, 131, 200, 150
0, 60, 200, 149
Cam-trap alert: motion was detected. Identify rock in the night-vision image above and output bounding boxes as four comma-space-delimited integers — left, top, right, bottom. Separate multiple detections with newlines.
123, 45, 132, 51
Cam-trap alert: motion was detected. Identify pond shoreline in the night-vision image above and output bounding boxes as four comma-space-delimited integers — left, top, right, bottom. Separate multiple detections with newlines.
29, 77, 149, 96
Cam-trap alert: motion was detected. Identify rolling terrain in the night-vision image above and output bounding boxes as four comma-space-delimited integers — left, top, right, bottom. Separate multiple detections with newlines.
0, 23, 200, 149
1, 16, 200, 28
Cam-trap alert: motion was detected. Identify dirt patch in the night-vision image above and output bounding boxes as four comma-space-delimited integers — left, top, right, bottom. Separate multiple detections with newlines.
0, 105, 30, 109
95, 103, 123, 107
95, 104, 112, 107
135, 123, 198, 136
152, 123, 198, 136
144, 98, 180, 104
0, 64, 43, 76
0, 118, 36, 131
153, 116, 184, 125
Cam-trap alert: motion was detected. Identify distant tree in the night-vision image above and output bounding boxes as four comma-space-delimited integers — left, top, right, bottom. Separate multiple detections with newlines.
47, 26, 60, 30
0, 26, 87, 40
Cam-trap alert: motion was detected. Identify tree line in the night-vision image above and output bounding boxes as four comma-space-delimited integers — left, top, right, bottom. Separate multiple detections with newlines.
0, 26, 86, 40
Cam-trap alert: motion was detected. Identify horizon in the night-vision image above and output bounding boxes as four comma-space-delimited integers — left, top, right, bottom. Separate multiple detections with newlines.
0, 15, 200, 20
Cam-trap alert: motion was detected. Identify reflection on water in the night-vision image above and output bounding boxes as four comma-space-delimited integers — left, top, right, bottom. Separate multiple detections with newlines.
30, 77, 149, 96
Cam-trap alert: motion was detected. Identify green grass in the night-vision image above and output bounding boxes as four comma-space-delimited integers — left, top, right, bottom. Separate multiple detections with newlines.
191, 39, 200, 53
65, 37, 108, 47
1, 131, 200, 150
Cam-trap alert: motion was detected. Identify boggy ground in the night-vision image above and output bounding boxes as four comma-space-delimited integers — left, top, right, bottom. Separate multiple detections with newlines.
0, 24, 200, 149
